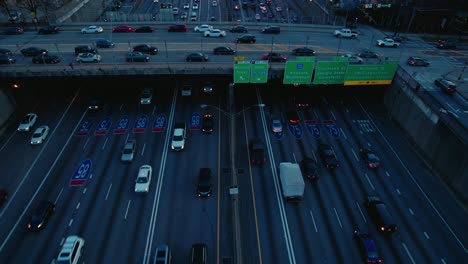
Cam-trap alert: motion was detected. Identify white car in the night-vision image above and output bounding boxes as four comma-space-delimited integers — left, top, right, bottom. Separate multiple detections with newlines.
183, 3, 189, 9
172, 7, 179, 15
30, 125, 50, 145
81, 25, 103, 34
212, 0, 218, 6
204, 29, 226, 37
193, 3, 199, 9
171, 123, 186, 151
76, 53, 101, 63
194, 24, 213, 32
376, 38, 400, 48
135, 165, 152, 193
17, 113, 38, 132
255, 14, 261, 21
341, 54, 363, 64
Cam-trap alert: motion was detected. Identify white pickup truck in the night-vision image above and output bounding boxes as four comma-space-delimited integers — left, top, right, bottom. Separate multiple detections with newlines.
333, 28, 358, 38
376, 38, 400, 47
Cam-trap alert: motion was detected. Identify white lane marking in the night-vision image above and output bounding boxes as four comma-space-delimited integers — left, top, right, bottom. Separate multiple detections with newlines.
141, 143, 146, 156
356, 202, 366, 223
441, 258, 447, 263
409, 208, 414, 215
402, 242, 416, 264
445, 102, 459, 113
82, 187, 87, 194
105, 184, 112, 201
89, 173, 93, 179
313, 109, 319, 119
125, 132, 130, 142
76, 203, 80, 210
351, 148, 359, 161
292, 152, 297, 163
396, 188, 401, 195
364, 173, 375, 190
82, 137, 90, 150
340, 127, 347, 140
330, 110, 337, 120
424, 232, 430, 239
124, 200, 131, 220
54, 188, 64, 205
333, 208, 343, 228
151, 106, 156, 116
309, 211, 318, 232
102, 137, 108, 149
68, 219, 74, 227
355, 98, 468, 254
385, 171, 390, 177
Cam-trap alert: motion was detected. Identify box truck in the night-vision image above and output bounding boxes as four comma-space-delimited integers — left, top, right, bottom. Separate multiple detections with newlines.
279, 162, 305, 201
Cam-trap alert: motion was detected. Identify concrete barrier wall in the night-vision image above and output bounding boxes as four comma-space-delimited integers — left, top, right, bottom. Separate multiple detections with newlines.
0, 90, 16, 133
385, 75, 468, 206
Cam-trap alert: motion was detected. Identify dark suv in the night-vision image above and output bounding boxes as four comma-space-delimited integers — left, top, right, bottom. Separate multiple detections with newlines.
436, 38, 457, 49
168, 24, 188, 32
236, 34, 256, 43
38, 25, 59, 34
262, 25, 280, 34
74, 45, 97, 55
317, 141, 339, 169
354, 230, 382, 263
27, 201, 55, 231
197, 168, 212, 197
250, 139, 266, 165
365, 195, 398, 234
435, 78, 457, 94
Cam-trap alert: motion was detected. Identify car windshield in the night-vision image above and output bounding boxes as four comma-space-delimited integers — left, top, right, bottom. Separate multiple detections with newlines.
21, 117, 31, 124
32, 133, 41, 138
173, 135, 183, 141
137, 177, 148, 183
123, 148, 133, 154
368, 154, 380, 162
323, 149, 334, 156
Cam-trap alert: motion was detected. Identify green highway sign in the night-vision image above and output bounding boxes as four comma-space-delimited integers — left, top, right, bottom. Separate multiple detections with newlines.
283, 58, 315, 84
234, 61, 251, 83
313, 61, 349, 84
250, 61, 268, 83
344, 62, 398, 85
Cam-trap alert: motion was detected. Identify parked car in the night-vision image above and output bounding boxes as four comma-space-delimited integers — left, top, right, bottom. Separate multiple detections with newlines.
76, 53, 101, 63
74, 45, 97, 55
21, 47, 48, 57
236, 34, 256, 43
185, 52, 208, 62
27, 201, 55, 231
17, 113, 38, 132
30, 125, 50, 145
32, 54, 61, 64
261, 52, 287, 62
92, 39, 112, 49
291, 47, 315, 56
38, 25, 59, 34
407, 56, 430, 66
230, 25, 248, 33
168, 24, 188, 32
126, 51, 150, 62
112, 24, 133, 33
133, 44, 158, 55
434, 78, 457, 94
81, 25, 104, 34
213, 46, 236, 55
135, 26, 154, 33
0, 54, 16, 64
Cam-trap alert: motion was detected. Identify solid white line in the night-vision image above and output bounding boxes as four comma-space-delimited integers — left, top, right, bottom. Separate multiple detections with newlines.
105, 184, 112, 201
76, 203, 80, 210
340, 127, 347, 140
356, 202, 366, 223
364, 173, 375, 190
54, 188, 64, 205
351, 148, 359, 161
356, 98, 468, 254
424, 232, 430, 239
82, 137, 90, 150
402, 242, 416, 264
0, 89, 84, 253
309, 211, 318, 232
333, 208, 343, 228
124, 200, 131, 220
102, 137, 108, 149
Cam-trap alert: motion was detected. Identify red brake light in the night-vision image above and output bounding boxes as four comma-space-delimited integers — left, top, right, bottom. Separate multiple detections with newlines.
380, 226, 385, 231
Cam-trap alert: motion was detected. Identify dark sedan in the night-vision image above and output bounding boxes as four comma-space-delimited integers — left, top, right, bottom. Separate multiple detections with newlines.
185, 52, 208, 62
32, 54, 61, 64
230, 25, 248, 33
202, 114, 214, 133
261, 52, 287, 62
133, 44, 158, 55
0, 48, 12, 55
27, 201, 55, 231
292, 47, 315, 56
126, 51, 150, 62
96, 39, 114, 48
135, 26, 155, 33
0, 54, 16, 64
250, 139, 266, 165
359, 148, 381, 168
213, 46, 236, 55
301, 157, 319, 179
38, 25, 59, 34
21, 47, 48, 57
236, 34, 256, 43
4, 27, 23, 35
356, 49, 378, 58
407, 56, 430, 66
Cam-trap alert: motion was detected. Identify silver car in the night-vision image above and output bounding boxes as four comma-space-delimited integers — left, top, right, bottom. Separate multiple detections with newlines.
121, 140, 136, 162
271, 115, 283, 133
17, 113, 38, 132
30, 125, 50, 145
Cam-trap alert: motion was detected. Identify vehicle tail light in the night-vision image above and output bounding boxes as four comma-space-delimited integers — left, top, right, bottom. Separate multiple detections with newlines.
380, 226, 385, 232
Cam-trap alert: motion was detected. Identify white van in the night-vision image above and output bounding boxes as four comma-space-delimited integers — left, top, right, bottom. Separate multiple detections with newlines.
56, 235, 85, 264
